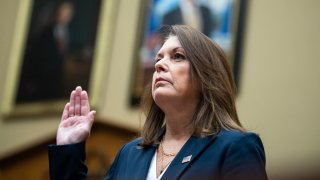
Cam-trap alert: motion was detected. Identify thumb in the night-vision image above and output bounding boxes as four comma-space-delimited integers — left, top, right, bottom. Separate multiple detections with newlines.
86, 110, 96, 137
88, 110, 96, 122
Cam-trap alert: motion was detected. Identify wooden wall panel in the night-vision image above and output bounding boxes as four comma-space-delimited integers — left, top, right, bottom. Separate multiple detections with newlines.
0, 121, 137, 180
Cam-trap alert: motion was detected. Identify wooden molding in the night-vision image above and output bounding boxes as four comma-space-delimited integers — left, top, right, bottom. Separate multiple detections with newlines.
0, 120, 137, 167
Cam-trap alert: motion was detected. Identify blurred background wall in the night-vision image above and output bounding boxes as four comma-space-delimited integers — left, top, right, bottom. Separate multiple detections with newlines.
0, 0, 319, 179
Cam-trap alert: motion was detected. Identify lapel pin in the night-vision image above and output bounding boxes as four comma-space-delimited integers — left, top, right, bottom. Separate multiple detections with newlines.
182, 155, 192, 163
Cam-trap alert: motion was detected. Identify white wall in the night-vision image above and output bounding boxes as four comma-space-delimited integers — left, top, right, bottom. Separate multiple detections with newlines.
237, 0, 320, 178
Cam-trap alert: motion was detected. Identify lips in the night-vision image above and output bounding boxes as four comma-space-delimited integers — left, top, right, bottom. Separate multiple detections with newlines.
155, 77, 170, 86
155, 77, 167, 83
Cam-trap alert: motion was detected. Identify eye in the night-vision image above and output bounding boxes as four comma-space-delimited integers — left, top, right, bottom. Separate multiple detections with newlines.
173, 53, 186, 61
154, 54, 163, 63
154, 57, 161, 66
154, 57, 161, 71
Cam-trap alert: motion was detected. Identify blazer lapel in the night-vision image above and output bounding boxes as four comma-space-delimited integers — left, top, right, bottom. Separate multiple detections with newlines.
128, 128, 164, 180
129, 145, 156, 180
161, 135, 216, 180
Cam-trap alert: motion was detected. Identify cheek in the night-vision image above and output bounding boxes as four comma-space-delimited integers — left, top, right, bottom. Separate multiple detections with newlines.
173, 66, 196, 95
151, 73, 156, 94
175, 67, 191, 85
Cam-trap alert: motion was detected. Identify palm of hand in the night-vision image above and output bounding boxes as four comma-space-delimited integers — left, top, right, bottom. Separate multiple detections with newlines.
56, 86, 96, 145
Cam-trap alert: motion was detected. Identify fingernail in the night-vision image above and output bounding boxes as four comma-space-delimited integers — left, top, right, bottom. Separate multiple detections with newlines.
81, 91, 87, 95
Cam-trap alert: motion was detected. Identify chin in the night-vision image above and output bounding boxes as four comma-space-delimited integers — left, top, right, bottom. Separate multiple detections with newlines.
153, 90, 176, 104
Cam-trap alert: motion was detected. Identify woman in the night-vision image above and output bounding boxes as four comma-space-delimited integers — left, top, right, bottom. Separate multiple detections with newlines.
49, 25, 267, 180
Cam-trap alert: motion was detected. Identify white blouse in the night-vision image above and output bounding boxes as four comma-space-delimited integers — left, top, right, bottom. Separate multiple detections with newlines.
146, 151, 171, 180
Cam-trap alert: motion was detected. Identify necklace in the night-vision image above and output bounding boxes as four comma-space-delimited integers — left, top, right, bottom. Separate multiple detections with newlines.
159, 140, 177, 157
158, 139, 177, 175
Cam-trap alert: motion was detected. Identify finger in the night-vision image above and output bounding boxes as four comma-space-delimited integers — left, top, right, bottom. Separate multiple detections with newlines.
74, 86, 82, 116
81, 90, 90, 115
76, 86, 82, 92
61, 103, 70, 121
75, 95, 81, 116
69, 90, 76, 116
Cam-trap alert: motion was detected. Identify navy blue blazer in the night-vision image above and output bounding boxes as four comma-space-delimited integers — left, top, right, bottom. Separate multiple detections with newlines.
48, 130, 268, 180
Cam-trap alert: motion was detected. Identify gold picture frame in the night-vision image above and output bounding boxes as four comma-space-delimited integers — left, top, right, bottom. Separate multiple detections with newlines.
130, 0, 248, 106
1, 0, 118, 118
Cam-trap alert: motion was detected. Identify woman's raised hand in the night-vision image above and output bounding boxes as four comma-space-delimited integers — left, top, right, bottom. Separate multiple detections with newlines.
56, 86, 96, 145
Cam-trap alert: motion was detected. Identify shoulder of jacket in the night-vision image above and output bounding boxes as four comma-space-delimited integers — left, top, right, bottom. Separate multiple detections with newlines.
215, 129, 261, 145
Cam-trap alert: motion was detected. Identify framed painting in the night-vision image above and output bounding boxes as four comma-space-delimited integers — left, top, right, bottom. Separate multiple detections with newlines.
130, 0, 248, 106
1, 0, 118, 117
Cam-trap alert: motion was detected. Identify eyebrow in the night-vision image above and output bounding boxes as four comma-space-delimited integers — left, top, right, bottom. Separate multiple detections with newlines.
155, 47, 185, 59
173, 47, 184, 52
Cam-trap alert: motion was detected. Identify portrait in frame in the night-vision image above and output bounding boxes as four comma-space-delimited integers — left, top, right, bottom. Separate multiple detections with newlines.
130, 0, 248, 106
1, 0, 118, 118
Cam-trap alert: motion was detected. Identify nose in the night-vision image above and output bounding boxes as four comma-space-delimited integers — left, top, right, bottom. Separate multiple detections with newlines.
154, 58, 168, 73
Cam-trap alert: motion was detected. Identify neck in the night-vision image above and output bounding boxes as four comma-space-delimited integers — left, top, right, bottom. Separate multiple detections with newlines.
164, 120, 192, 140
162, 102, 196, 139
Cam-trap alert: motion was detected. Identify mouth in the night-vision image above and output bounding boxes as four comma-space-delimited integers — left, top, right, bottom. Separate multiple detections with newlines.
155, 77, 169, 86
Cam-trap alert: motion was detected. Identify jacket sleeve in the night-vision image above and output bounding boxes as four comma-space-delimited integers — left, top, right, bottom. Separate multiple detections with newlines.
48, 142, 88, 180
221, 133, 268, 180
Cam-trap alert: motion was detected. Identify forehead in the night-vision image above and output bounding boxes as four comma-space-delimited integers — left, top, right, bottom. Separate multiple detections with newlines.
158, 36, 183, 52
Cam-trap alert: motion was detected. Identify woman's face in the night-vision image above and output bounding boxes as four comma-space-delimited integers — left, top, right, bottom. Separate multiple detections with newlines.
152, 36, 199, 106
